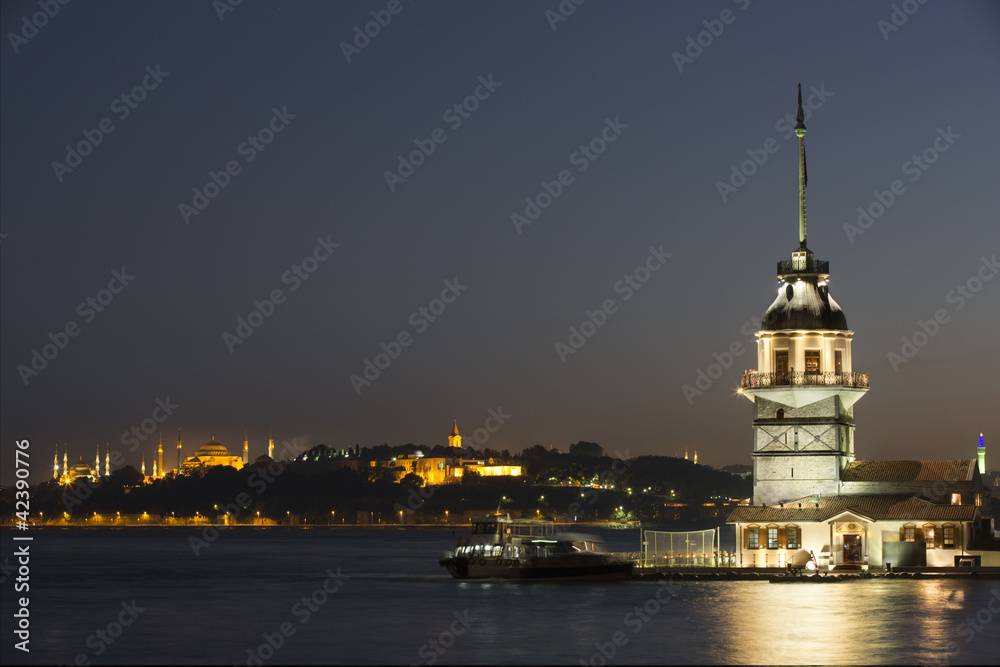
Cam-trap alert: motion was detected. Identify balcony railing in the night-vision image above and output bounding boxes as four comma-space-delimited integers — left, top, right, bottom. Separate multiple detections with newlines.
740, 370, 869, 389
777, 258, 829, 274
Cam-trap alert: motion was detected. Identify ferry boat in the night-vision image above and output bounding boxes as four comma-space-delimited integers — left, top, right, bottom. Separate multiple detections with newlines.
439, 513, 634, 581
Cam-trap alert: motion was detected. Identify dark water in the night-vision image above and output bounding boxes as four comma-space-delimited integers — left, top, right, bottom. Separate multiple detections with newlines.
2, 527, 998, 665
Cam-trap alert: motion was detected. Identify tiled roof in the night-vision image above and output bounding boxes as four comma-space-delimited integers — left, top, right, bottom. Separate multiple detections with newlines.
727, 494, 978, 523
841, 460, 973, 483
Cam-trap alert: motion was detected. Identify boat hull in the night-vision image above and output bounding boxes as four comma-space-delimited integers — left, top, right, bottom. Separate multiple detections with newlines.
440, 556, 633, 582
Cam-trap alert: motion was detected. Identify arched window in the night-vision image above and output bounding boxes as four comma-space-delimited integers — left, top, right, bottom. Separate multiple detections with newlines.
776, 409, 785, 421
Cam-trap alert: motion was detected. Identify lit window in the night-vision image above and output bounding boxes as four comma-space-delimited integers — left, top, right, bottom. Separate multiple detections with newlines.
923, 525, 935, 549
767, 527, 778, 549
748, 527, 759, 549
943, 525, 956, 549
904, 525, 915, 542
787, 526, 800, 550
835, 350, 843, 373
951, 494, 961, 505
805, 350, 820, 373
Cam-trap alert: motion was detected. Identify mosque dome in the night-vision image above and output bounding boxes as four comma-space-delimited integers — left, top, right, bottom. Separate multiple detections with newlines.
195, 441, 235, 457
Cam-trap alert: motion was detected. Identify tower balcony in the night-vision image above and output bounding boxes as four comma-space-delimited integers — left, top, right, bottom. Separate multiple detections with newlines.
740, 370, 869, 390
777, 257, 829, 275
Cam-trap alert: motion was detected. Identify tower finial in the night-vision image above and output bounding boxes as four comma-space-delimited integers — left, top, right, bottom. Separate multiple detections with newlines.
795, 84, 808, 248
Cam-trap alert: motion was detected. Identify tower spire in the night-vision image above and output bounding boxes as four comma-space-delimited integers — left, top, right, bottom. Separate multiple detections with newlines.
54, 445, 59, 480
244, 430, 249, 464
177, 428, 182, 474
795, 83, 808, 248
158, 434, 164, 479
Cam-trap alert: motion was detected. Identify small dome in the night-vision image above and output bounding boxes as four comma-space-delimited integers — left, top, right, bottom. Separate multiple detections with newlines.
762, 276, 847, 331
195, 441, 234, 457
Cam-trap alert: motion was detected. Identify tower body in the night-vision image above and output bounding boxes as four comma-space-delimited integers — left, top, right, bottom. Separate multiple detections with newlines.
54, 446, 59, 480
449, 421, 462, 449
268, 432, 274, 460
177, 429, 182, 473
979, 433, 986, 475
244, 431, 249, 464
739, 85, 869, 506
158, 434, 164, 478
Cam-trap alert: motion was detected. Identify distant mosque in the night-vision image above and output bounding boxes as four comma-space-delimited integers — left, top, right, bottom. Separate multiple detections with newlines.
53, 444, 109, 484
727, 86, 994, 569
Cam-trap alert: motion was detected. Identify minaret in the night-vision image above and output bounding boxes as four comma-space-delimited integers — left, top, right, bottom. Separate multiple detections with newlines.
684, 446, 688, 461
153, 459, 157, 477
177, 429, 182, 474
105, 444, 110, 477
53, 446, 59, 480
449, 420, 462, 449
96, 445, 101, 476
694, 450, 698, 465
244, 430, 249, 464
978, 433, 986, 475
268, 430, 274, 460
158, 434, 164, 478
739, 86, 869, 506
142, 454, 146, 476
63, 447, 68, 476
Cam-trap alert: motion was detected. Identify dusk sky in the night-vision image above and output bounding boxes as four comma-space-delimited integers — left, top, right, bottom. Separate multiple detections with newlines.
2, 0, 998, 486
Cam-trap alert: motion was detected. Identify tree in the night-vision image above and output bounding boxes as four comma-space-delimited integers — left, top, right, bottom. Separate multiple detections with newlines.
400, 472, 424, 488
569, 441, 604, 458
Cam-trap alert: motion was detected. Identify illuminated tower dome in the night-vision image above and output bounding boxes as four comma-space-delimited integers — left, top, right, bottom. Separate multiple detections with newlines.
739, 85, 869, 506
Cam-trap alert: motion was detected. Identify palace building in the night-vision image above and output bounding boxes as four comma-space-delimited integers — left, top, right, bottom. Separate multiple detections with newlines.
726, 87, 994, 569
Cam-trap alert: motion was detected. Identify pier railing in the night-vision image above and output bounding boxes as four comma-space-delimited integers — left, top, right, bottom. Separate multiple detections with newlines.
740, 370, 869, 389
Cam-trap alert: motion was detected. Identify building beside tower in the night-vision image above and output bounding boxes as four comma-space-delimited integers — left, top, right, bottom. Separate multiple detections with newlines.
727, 87, 994, 569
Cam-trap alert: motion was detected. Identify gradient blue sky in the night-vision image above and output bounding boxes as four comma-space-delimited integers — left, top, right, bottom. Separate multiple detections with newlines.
2, 0, 998, 485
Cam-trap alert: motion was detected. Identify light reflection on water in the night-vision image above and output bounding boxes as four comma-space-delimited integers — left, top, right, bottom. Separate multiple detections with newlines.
0, 528, 996, 665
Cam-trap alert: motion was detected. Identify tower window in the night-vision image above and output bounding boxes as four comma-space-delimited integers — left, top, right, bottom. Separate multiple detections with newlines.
776, 409, 784, 421
805, 350, 820, 373
775, 351, 789, 375
835, 350, 843, 373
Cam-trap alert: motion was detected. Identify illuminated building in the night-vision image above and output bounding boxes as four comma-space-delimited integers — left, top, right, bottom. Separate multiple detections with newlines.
728, 87, 992, 569
180, 439, 244, 475
57, 447, 99, 485
449, 420, 462, 449
383, 421, 522, 485
243, 430, 249, 464
978, 433, 986, 475
268, 430, 274, 460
